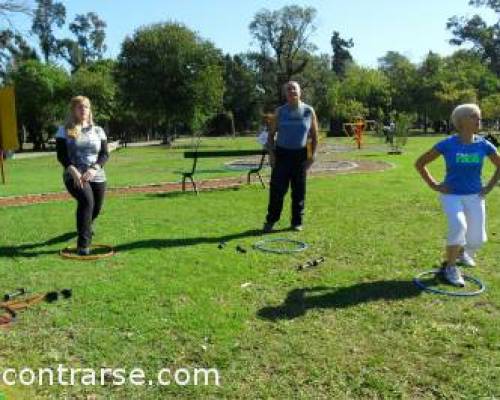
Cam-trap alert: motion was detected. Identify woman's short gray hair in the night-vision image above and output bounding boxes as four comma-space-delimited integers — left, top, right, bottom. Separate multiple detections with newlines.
451, 103, 481, 130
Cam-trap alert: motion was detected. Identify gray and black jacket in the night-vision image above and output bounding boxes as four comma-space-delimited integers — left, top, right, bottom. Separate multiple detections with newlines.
55, 125, 109, 183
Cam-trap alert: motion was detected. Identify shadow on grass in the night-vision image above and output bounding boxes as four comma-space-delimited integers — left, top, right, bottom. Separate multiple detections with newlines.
0, 228, 293, 257
144, 186, 242, 199
0, 232, 77, 258
258, 281, 422, 321
113, 228, 291, 252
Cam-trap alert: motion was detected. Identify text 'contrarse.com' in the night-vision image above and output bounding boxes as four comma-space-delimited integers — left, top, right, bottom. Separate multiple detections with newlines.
0, 366, 220, 387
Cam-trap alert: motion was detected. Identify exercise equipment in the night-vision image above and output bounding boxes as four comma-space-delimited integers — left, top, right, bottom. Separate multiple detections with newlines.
0, 289, 73, 328
297, 256, 325, 271
254, 238, 309, 254
413, 269, 485, 297
3, 288, 26, 302
343, 118, 377, 150
60, 244, 114, 260
0, 305, 16, 327
236, 245, 247, 254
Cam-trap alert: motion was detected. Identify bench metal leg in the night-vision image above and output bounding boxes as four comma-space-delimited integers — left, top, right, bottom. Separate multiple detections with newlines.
182, 174, 198, 194
257, 172, 265, 188
247, 169, 266, 189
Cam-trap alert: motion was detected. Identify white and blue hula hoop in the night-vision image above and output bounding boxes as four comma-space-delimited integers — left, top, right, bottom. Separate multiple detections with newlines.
253, 238, 309, 254
413, 269, 485, 297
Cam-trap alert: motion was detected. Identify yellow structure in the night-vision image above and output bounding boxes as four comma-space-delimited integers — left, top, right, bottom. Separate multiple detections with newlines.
0, 86, 19, 151
0, 86, 19, 183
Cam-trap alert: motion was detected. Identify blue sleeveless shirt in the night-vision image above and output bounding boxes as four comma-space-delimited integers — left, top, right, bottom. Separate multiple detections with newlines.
276, 102, 313, 150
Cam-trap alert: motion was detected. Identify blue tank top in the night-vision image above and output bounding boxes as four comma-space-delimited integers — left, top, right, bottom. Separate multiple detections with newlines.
276, 102, 313, 150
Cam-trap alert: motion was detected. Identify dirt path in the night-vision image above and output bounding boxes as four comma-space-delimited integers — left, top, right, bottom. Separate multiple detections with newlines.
0, 160, 392, 207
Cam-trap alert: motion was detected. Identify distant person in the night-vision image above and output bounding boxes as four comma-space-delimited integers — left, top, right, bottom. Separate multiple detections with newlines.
56, 96, 109, 256
263, 81, 319, 233
415, 104, 500, 286
385, 120, 395, 145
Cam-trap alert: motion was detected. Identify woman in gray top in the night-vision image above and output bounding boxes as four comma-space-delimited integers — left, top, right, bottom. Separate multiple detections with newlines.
56, 96, 109, 255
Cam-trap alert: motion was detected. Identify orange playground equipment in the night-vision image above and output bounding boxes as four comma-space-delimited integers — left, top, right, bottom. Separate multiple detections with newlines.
343, 118, 376, 149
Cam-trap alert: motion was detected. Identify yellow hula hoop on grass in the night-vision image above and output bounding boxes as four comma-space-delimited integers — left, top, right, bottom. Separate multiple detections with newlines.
59, 244, 115, 261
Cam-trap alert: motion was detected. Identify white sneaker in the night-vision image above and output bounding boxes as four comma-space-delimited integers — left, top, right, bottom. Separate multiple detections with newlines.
457, 252, 476, 267
441, 266, 465, 287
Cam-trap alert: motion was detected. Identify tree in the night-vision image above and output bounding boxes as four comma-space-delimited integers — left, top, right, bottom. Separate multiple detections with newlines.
330, 65, 391, 117
117, 22, 224, 136
378, 51, 418, 113
70, 60, 117, 127
327, 65, 391, 135
330, 31, 353, 77
481, 93, 500, 120
447, 0, 500, 75
9, 59, 69, 149
0, 29, 37, 81
298, 53, 336, 125
412, 50, 497, 132
388, 112, 415, 153
222, 54, 261, 131
243, 51, 278, 112
469, 0, 500, 12
1, 1, 31, 26
1, 1, 34, 79
249, 5, 317, 104
59, 12, 107, 71
31, 0, 65, 63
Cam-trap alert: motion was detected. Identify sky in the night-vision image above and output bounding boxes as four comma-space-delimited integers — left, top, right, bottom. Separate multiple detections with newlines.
8, 0, 499, 67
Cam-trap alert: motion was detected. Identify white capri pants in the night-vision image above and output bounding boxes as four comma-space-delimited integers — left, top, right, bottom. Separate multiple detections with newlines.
440, 194, 487, 254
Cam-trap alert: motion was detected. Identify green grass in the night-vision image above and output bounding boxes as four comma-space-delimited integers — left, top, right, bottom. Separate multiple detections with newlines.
0, 137, 264, 197
1, 136, 499, 399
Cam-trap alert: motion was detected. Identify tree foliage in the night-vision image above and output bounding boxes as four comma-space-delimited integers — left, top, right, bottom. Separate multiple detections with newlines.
330, 31, 353, 77
0, 28, 37, 80
447, 0, 500, 75
117, 22, 224, 134
329, 65, 391, 121
249, 5, 317, 103
10, 59, 69, 149
70, 60, 117, 125
222, 54, 261, 131
58, 12, 107, 71
31, 0, 65, 62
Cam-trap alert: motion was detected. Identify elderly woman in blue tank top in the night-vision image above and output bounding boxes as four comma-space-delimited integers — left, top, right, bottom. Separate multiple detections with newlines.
416, 104, 500, 287
56, 96, 109, 256
263, 81, 319, 233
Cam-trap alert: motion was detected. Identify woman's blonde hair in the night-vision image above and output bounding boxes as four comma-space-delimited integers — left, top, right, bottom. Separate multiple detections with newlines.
64, 96, 93, 136
451, 103, 481, 131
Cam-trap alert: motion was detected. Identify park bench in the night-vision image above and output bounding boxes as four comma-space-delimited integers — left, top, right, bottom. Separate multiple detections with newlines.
182, 149, 267, 194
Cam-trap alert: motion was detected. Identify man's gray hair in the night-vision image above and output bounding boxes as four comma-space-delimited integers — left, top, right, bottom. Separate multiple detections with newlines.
282, 81, 301, 96
451, 103, 481, 130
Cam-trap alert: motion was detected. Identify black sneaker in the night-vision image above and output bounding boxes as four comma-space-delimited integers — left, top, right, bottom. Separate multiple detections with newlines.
263, 222, 274, 234
77, 247, 90, 256
291, 225, 303, 232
